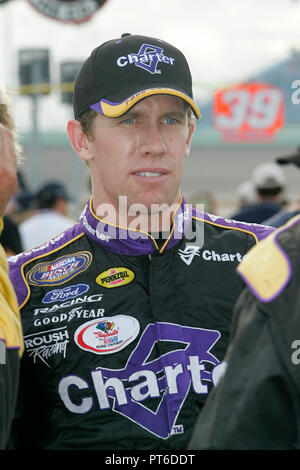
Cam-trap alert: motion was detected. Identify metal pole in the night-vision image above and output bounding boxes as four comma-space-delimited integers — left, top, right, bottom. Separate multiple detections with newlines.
30, 60, 41, 189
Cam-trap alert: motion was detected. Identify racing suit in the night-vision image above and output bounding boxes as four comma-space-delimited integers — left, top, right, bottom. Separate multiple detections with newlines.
8, 197, 273, 450
188, 215, 300, 450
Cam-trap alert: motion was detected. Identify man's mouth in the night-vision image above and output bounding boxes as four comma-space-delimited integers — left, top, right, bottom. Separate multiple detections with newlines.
132, 168, 169, 179
135, 171, 164, 177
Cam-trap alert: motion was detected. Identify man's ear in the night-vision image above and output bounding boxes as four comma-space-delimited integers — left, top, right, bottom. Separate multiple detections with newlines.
185, 119, 195, 158
67, 119, 93, 163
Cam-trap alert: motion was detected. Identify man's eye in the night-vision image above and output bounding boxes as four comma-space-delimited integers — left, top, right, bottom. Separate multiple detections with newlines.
164, 117, 178, 124
123, 116, 136, 124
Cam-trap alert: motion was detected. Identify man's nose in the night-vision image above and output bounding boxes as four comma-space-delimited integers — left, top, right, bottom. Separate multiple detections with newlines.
139, 123, 167, 157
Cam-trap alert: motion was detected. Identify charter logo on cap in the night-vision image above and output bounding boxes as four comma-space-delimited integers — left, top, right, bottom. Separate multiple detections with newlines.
74, 315, 140, 354
116, 43, 175, 74
26, 252, 92, 286
96, 267, 135, 288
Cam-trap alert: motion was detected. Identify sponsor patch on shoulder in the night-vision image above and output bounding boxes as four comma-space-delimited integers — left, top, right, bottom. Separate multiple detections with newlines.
74, 315, 140, 354
237, 233, 290, 302
96, 267, 135, 288
26, 252, 92, 286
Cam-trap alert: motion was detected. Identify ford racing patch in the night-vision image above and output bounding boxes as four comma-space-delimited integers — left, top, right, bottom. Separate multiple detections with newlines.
42, 283, 90, 304
26, 251, 92, 286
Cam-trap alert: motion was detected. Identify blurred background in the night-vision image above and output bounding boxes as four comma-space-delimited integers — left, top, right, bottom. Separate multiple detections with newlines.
1, 0, 300, 221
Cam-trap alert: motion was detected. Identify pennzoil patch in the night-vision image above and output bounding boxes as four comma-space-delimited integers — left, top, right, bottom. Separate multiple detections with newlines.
96, 267, 135, 288
26, 251, 92, 286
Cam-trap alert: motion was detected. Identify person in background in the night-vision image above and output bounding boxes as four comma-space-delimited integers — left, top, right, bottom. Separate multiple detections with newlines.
231, 162, 286, 224
4, 171, 35, 234
19, 180, 74, 251
235, 180, 257, 211
0, 215, 23, 256
263, 147, 300, 227
188, 212, 300, 450
0, 90, 24, 448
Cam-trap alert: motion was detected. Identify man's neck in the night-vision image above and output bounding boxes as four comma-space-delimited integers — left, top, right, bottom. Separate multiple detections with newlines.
92, 196, 182, 235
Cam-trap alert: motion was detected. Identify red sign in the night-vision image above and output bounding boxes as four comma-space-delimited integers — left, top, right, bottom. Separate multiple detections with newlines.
27, 0, 108, 24
213, 83, 284, 142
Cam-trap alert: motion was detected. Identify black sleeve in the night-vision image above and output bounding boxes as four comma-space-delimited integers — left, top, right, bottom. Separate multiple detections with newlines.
0, 348, 20, 449
7, 357, 50, 449
188, 288, 300, 450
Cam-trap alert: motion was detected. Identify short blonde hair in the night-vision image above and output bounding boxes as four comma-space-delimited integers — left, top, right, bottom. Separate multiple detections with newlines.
0, 90, 22, 163
79, 108, 97, 141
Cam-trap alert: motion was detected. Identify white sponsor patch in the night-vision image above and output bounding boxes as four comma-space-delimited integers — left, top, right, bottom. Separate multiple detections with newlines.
178, 245, 201, 265
24, 327, 69, 368
179, 246, 244, 265
74, 315, 140, 355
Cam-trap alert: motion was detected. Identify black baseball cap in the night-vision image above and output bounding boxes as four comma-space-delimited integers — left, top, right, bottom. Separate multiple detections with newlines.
276, 146, 300, 168
73, 33, 200, 120
36, 181, 70, 205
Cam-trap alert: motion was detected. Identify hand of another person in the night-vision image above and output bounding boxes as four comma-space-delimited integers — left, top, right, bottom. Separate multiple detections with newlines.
0, 123, 17, 218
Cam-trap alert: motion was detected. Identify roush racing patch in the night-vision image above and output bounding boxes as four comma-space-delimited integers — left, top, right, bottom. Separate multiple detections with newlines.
26, 251, 92, 286
96, 267, 135, 288
74, 315, 140, 354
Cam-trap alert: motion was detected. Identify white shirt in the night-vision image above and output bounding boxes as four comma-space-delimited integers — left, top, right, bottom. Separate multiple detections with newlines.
19, 210, 74, 251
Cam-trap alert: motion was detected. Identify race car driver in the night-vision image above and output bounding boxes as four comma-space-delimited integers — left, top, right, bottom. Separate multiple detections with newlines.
8, 33, 273, 450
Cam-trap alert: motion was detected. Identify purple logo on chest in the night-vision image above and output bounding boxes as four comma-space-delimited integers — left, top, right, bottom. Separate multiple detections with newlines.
59, 322, 223, 439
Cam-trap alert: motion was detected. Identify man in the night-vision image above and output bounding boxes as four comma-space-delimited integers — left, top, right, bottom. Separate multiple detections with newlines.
8, 33, 273, 450
231, 162, 286, 224
189, 215, 300, 450
0, 91, 24, 449
19, 180, 74, 250
263, 146, 300, 227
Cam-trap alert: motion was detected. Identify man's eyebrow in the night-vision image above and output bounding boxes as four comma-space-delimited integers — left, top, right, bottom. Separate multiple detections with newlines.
119, 109, 140, 118
110, 110, 139, 122
113, 109, 186, 121
133, 110, 186, 117
161, 111, 186, 117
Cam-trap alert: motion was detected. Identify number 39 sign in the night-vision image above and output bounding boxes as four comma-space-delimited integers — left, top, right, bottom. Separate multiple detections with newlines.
213, 83, 284, 142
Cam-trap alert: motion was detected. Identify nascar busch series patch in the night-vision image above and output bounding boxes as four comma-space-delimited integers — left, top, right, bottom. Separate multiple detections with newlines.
26, 252, 92, 286
74, 315, 140, 355
60, 322, 224, 438
96, 267, 134, 288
